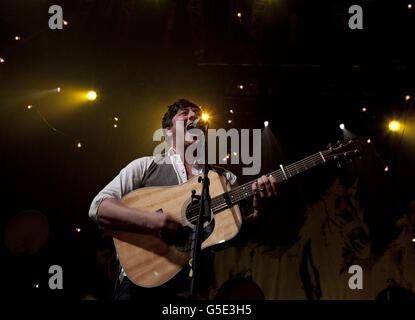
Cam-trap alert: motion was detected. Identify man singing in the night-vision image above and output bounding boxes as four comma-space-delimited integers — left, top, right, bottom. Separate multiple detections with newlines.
88, 98, 277, 300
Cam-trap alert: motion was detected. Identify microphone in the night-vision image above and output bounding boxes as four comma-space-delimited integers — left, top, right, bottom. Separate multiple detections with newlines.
190, 118, 207, 132
193, 118, 201, 128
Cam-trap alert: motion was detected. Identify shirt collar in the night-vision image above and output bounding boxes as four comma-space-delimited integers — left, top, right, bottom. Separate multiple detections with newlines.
167, 146, 203, 170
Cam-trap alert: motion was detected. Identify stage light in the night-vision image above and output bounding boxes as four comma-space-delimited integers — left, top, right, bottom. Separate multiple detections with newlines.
233, 152, 237, 156
409, 4, 413, 9
228, 120, 232, 124
63, 19, 68, 26
362, 107, 367, 112
34, 284, 39, 289
202, 113, 210, 121
389, 121, 400, 131
238, 84, 244, 90
0, 57, 4, 63
114, 117, 119, 121
237, 12, 242, 18
384, 166, 389, 172
113, 124, 118, 128
405, 95, 411, 101
77, 142, 82, 148
412, 238, 415, 242
229, 109, 234, 114
14, 36, 20, 41
27, 105, 32, 109
87, 91, 97, 101
57, 87, 61, 93
339, 123, 345, 130
222, 154, 230, 162
366, 138, 371, 143
75, 227, 81, 232
264, 121, 269, 127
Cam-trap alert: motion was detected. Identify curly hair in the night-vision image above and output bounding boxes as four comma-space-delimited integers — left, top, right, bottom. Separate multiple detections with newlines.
162, 99, 201, 129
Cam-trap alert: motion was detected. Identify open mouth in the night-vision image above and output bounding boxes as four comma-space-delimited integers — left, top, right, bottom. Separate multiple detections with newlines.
186, 122, 195, 131
185, 122, 200, 141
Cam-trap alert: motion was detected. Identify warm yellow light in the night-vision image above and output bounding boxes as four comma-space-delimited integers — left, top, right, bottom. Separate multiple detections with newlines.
238, 84, 244, 90
113, 124, 118, 128
362, 107, 367, 112
226, 153, 230, 159
233, 152, 237, 156
27, 105, 32, 109
202, 113, 210, 121
412, 238, 415, 242
228, 120, 232, 124
114, 117, 119, 121
366, 138, 371, 143
0, 57, 4, 63
409, 4, 413, 9
384, 166, 389, 172
77, 142, 82, 148
63, 19, 68, 26
34, 284, 39, 289
389, 121, 400, 131
87, 91, 97, 101
14, 36, 20, 41
75, 227, 81, 232
229, 109, 234, 114
237, 12, 242, 18
405, 95, 411, 101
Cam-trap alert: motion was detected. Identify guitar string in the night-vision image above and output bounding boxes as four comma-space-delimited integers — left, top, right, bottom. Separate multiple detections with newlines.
185, 151, 332, 222
184, 151, 330, 223
184, 150, 334, 224
185, 146, 355, 223
187, 160, 320, 222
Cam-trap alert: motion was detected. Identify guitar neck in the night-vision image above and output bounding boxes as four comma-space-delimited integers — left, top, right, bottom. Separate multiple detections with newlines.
210, 151, 327, 214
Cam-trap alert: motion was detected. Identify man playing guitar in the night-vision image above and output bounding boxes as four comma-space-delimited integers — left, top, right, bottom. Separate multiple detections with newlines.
88, 99, 278, 300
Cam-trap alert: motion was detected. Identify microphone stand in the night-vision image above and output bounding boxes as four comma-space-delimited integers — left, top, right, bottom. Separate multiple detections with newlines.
189, 121, 210, 299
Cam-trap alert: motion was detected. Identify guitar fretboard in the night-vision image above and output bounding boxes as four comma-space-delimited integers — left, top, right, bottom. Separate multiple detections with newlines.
209, 151, 327, 214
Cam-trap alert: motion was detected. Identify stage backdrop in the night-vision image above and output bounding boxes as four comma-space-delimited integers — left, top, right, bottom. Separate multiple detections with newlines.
209, 179, 415, 300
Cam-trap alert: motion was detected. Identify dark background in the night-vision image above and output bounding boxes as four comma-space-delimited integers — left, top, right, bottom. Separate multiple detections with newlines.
1, 0, 414, 299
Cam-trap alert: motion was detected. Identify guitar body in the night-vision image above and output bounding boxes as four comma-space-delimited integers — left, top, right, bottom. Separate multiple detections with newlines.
112, 170, 243, 288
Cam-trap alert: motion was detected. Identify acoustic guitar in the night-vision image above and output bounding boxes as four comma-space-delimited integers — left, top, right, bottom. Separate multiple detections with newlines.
112, 139, 363, 287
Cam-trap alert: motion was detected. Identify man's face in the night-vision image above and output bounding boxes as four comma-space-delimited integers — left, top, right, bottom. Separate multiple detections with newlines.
168, 107, 202, 148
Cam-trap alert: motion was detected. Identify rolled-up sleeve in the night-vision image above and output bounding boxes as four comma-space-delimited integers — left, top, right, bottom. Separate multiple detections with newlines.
88, 156, 153, 224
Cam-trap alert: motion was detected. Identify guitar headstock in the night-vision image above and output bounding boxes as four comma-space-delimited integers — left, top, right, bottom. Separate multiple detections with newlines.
321, 138, 365, 164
